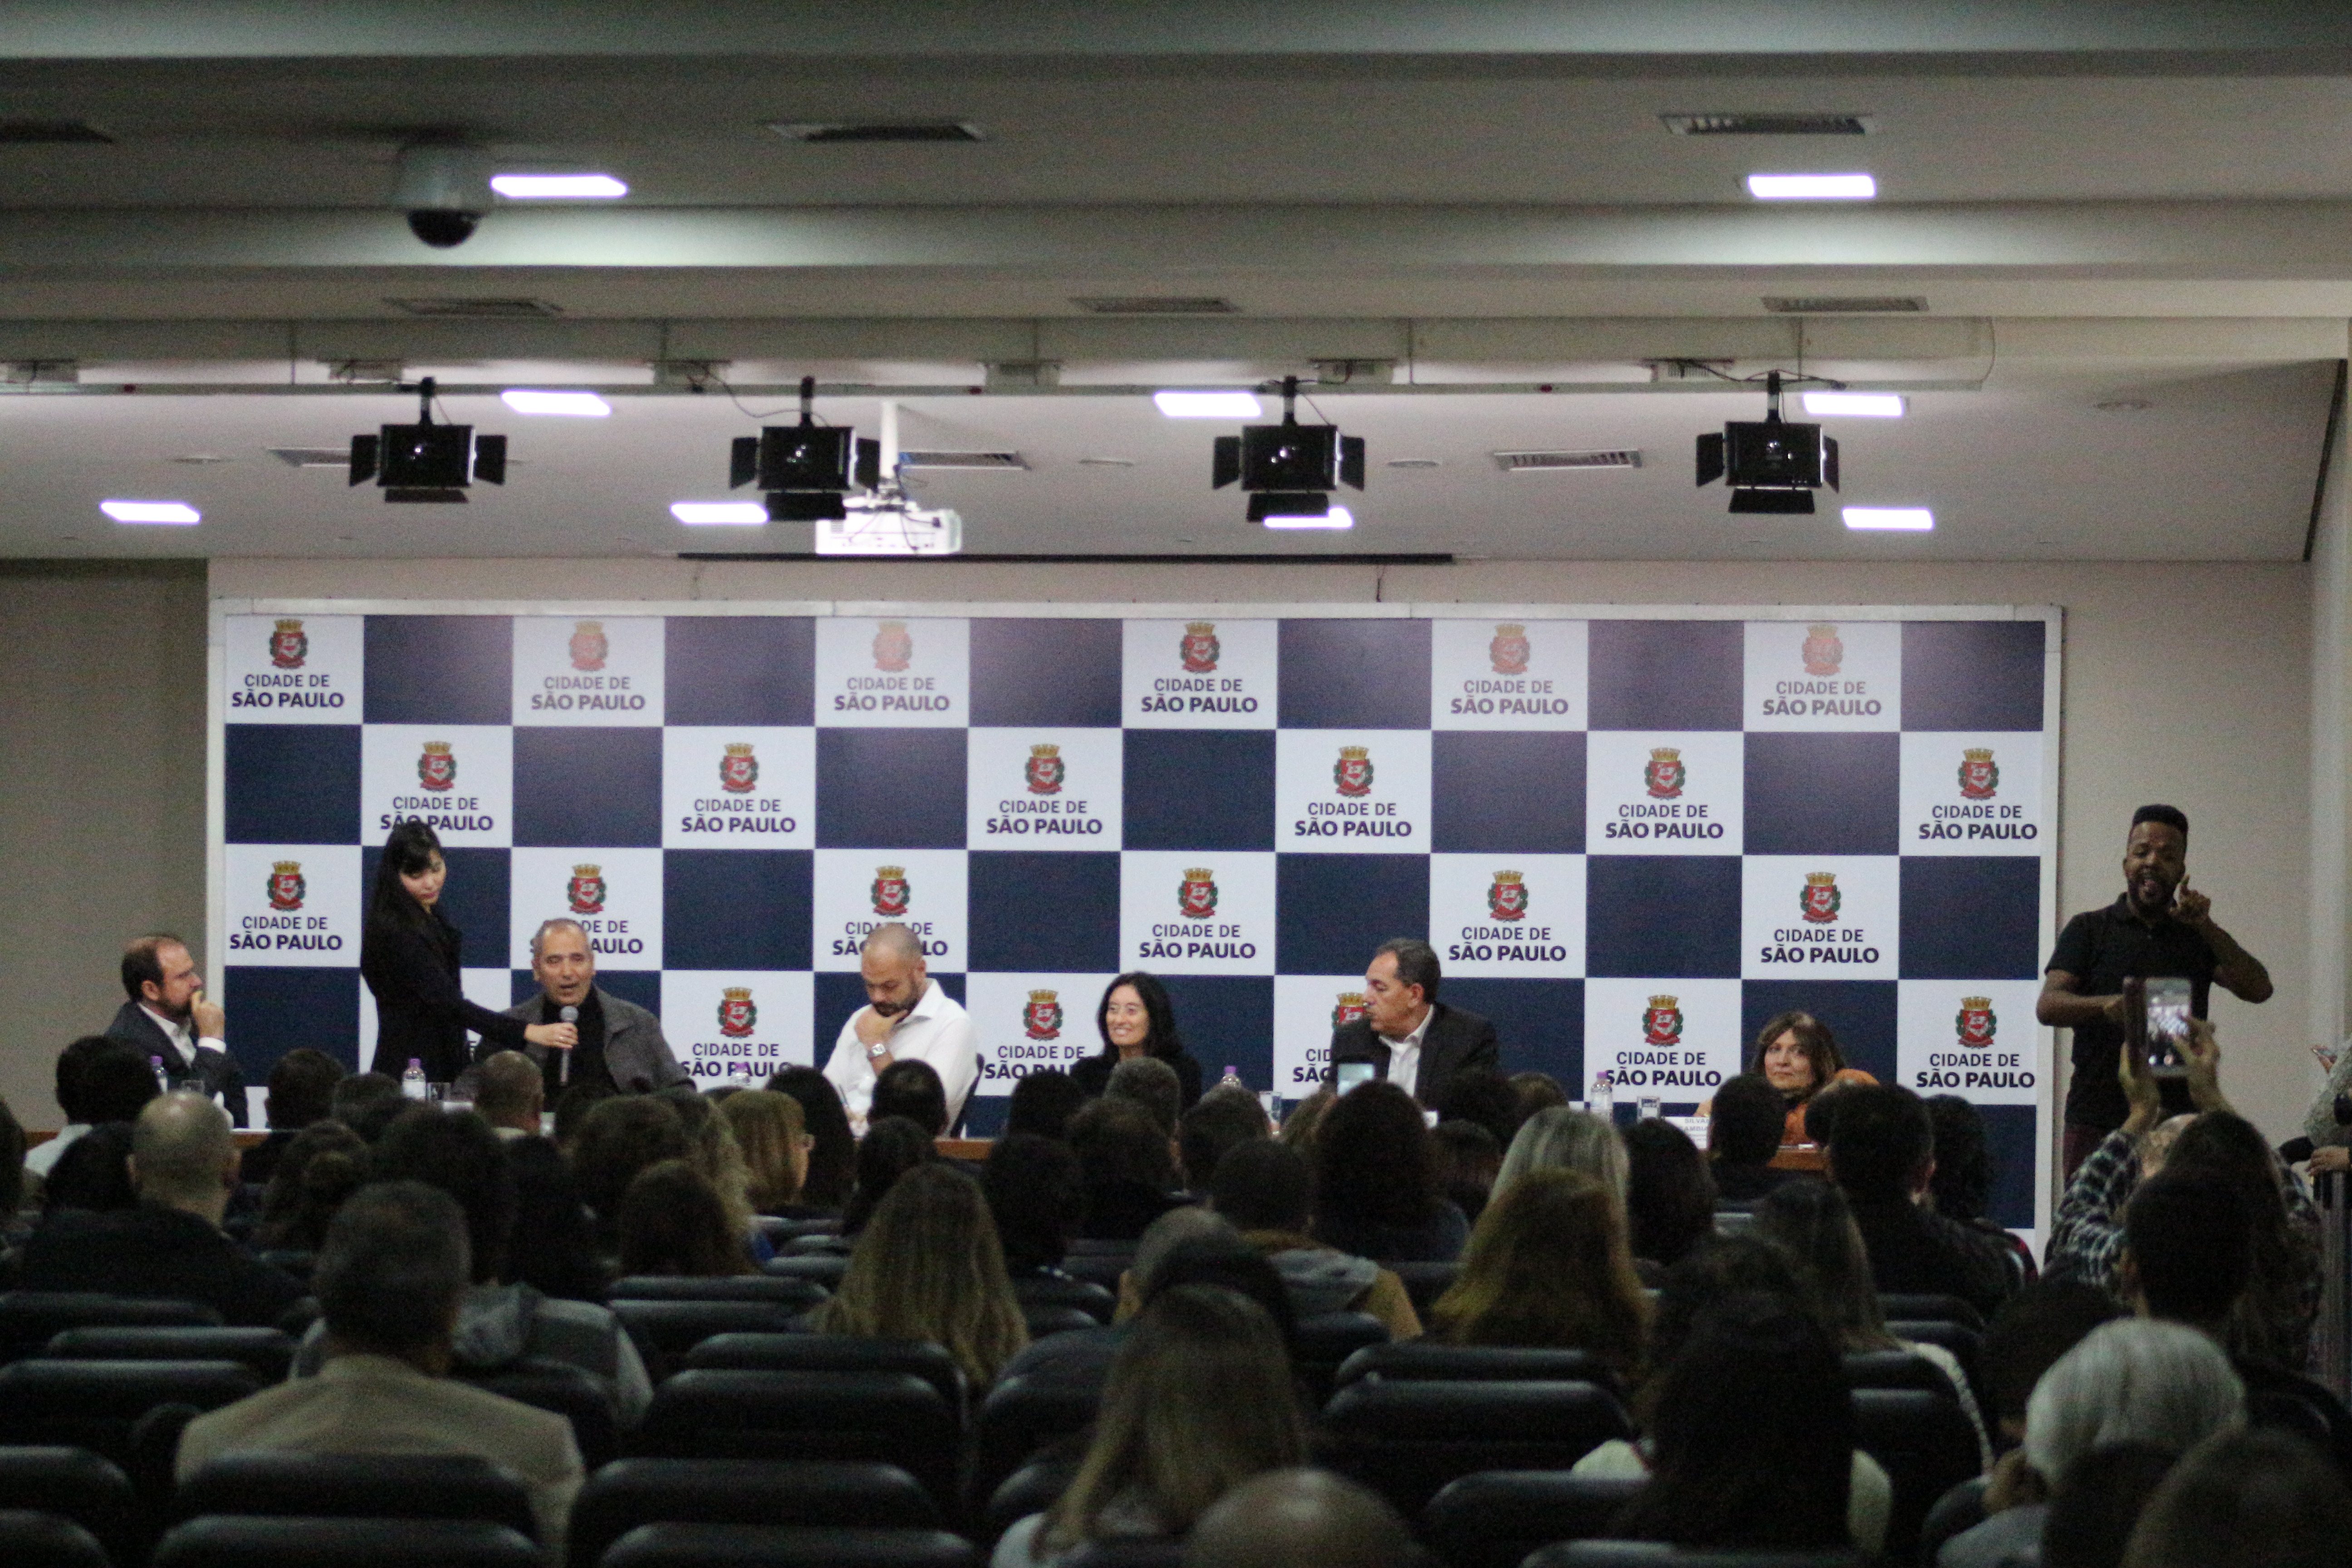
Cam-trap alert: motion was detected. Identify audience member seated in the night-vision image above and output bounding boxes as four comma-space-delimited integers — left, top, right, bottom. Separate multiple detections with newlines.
1178, 1086, 1269, 1195
1013, 1217, 1299, 1386
1310, 1081, 1468, 1263
1926, 1093, 2037, 1285
25, 1037, 157, 1180
1979, 1279, 2127, 1455
1756, 1178, 1992, 1466
1275, 1085, 1334, 1153
1623, 1118, 1716, 1276
2121, 1427, 2352, 1568
1509, 1069, 1568, 1122
21, 1092, 302, 1325
1939, 1318, 2243, 1568
841, 1114, 939, 1236
1427, 1166, 1646, 1377
654, 1088, 768, 1264
995, 1284, 1304, 1566
1208, 1140, 1419, 1340
717, 1088, 815, 1217
244, 1047, 345, 1186
39, 1120, 140, 1214
1750, 1009, 1878, 1146
763, 1065, 856, 1212
1495, 1104, 1629, 1209
1106, 1055, 1184, 1140
1706, 1072, 1798, 1202
569, 1094, 688, 1255
815, 1161, 1029, 1387
550, 1082, 613, 1153
984, 1133, 1086, 1278
251, 1120, 367, 1251
872, 1058, 952, 1137
1578, 1235, 1892, 1554
1429, 1069, 1524, 1156
506, 1135, 609, 1303
472, 1050, 544, 1140
619, 1159, 755, 1279
1429, 1119, 1501, 1225
1826, 1083, 2016, 1318
2037, 1441, 2179, 1568
1005, 1067, 1088, 1143
176, 1181, 584, 1553
1068, 1095, 1188, 1241
1183, 1468, 1415, 1568
328, 1070, 409, 1143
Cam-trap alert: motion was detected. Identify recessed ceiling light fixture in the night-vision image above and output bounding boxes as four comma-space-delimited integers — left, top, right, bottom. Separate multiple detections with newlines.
500, 389, 611, 417
670, 502, 769, 525
1843, 506, 1934, 531
1263, 504, 1354, 530
1802, 392, 1906, 418
102, 500, 200, 524
490, 174, 627, 200
1746, 172, 1876, 200
1156, 390, 1262, 419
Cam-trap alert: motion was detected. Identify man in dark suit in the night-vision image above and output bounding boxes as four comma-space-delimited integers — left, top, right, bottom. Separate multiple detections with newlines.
1327, 937, 1499, 1107
104, 933, 249, 1128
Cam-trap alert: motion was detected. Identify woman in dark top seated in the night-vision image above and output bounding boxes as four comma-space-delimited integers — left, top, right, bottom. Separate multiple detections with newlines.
1706, 1073, 1798, 1204
1308, 1081, 1468, 1263
1070, 972, 1204, 1112
360, 821, 571, 1082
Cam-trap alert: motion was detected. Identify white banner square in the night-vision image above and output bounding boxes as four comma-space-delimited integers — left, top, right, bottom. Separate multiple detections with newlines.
1740, 854, 1900, 980
224, 845, 363, 966
1586, 731, 1744, 855
1274, 729, 1432, 854
662, 727, 814, 849
966, 972, 1119, 1096
361, 724, 513, 848
507, 848, 664, 969
1118, 851, 1276, 975
813, 849, 968, 972
1428, 853, 1586, 978
1899, 732, 2045, 857
225, 613, 364, 724
968, 728, 1123, 850
1581, 978, 1744, 1102
1429, 617, 1588, 730
663, 970, 816, 1089
1121, 617, 1277, 728
514, 615, 665, 726
1742, 619, 1901, 730
814, 616, 969, 726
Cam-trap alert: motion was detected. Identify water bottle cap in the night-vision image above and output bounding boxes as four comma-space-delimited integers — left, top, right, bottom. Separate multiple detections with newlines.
408, 1058, 422, 1069
1224, 1065, 1239, 1075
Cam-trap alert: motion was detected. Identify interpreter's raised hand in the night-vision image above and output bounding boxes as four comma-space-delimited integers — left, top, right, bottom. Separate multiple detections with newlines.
524, 1022, 578, 1051
191, 990, 226, 1039
2118, 1040, 2162, 1135
2183, 1017, 2230, 1112
2174, 877, 2214, 929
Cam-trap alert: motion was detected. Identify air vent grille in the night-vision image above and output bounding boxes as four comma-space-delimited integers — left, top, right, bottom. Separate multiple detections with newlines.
1071, 296, 1239, 315
384, 297, 565, 318
1492, 450, 1642, 472
270, 448, 353, 469
0, 119, 113, 144
1661, 113, 1870, 136
767, 121, 985, 143
1762, 296, 1926, 314
897, 451, 1028, 470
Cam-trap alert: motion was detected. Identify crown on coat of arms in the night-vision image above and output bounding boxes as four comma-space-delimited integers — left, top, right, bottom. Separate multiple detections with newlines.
1808, 624, 1837, 639
575, 620, 602, 634
722, 987, 753, 1002
273, 860, 302, 875
1650, 747, 1681, 762
572, 863, 601, 878
1649, 995, 1678, 1010
421, 740, 451, 756
1494, 622, 1524, 637
1029, 744, 1059, 758
274, 618, 302, 632
1491, 870, 1524, 885
874, 866, 905, 881
1962, 748, 1994, 762
1028, 989, 1058, 1003
1184, 868, 1215, 883
1185, 621, 1215, 634
1337, 991, 1367, 1007
724, 742, 754, 757
1960, 996, 1992, 1011
1805, 871, 1838, 886
1337, 745, 1370, 760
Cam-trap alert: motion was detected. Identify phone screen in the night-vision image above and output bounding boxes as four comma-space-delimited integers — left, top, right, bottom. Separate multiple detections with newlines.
2145, 976, 2193, 1076
1333, 1060, 1377, 1094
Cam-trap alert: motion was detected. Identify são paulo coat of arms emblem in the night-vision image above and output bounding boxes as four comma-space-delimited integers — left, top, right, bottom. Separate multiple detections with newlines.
1957, 748, 1999, 801
1179, 621, 1220, 674
1178, 869, 1218, 920
1644, 747, 1685, 799
1488, 870, 1528, 920
569, 621, 608, 672
872, 620, 914, 673
718, 987, 758, 1039
1801, 623, 1844, 677
1955, 997, 1998, 1049
1025, 744, 1064, 794
267, 861, 307, 911
1333, 746, 1374, 798
1024, 990, 1063, 1040
1489, 622, 1531, 676
417, 741, 456, 791
568, 865, 607, 915
870, 866, 911, 918
1332, 991, 1368, 1028
720, 743, 759, 792
269, 618, 308, 670
1644, 995, 1683, 1046
1801, 872, 1841, 923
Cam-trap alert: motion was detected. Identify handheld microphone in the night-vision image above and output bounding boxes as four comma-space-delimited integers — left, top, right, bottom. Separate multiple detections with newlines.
558, 1004, 578, 1086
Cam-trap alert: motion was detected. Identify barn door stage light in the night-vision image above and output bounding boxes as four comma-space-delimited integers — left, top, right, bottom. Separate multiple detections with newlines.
1212, 375, 1366, 524
729, 376, 882, 522
1695, 370, 1839, 514
348, 377, 508, 503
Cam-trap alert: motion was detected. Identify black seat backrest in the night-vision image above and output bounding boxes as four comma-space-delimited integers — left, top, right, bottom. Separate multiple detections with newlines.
1527, 1544, 1870, 1568
0, 1509, 110, 1568
1055, 1253, 1131, 1293
982, 1454, 1082, 1548
1422, 1472, 1644, 1568
1852, 1387, 1983, 1563
569, 1458, 937, 1568
1876, 1295, 1984, 1332
611, 1299, 819, 1379
153, 1514, 541, 1568
969, 1373, 1104, 1518
609, 1276, 830, 1308
455, 1357, 622, 1471
1883, 1322, 1986, 1409
0, 1359, 261, 1463
1842, 1350, 1959, 1398
0, 1294, 223, 1359
1918, 1475, 1989, 1566
0, 1446, 140, 1566
2249, 1387, 2338, 1453
637, 1370, 963, 1507
1011, 1276, 1118, 1325
1334, 1342, 1621, 1397
685, 1334, 967, 1413
1294, 1312, 1390, 1406
781, 1234, 853, 1258
176, 1452, 537, 1540
1058, 1540, 1186, 1568
763, 1255, 851, 1291
255, 1251, 316, 1285
1316, 1380, 1635, 1517
1384, 1262, 1460, 1318
600, 1521, 979, 1568
46, 1326, 297, 1383
1024, 1305, 1102, 1341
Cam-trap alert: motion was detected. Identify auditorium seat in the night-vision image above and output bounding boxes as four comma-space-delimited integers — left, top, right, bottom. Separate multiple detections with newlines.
608, 1276, 829, 1309
1524, 1545, 1870, 1568
569, 1459, 938, 1568
1884, 1321, 1986, 1408
969, 1373, 1102, 1518
456, 1358, 622, 1469
981, 1454, 1080, 1548
0, 1294, 223, 1360
1851, 1387, 1983, 1562
1386, 1261, 1460, 1318
175, 1453, 538, 1542
762, 1255, 849, 1291
1876, 1295, 1984, 1332
683, 1333, 967, 1416
1333, 1342, 1622, 1398
1054, 1248, 1132, 1294
1293, 1311, 1389, 1406
1315, 1379, 1634, 1516
0, 1509, 110, 1568
1841, 1350, 1961, 1399
781, 1234, 852, 1258
1057, 1540, 1186, 1568
609, 1299, 820, 1380
45, 1325, 297, 1383
256, 1251, 316, 1285
1916, 1475, 1989, 1566
635, 1370, 962, 1508
1011, 1275, 1118, 1325
1022, 1305, 1102, 1341
153, 1514, 540, 1568
1421, 1472, 1643, 1568
0, 1358, 261, 1465
0, 1446, 142, 1566
598, 1521, 978, 1568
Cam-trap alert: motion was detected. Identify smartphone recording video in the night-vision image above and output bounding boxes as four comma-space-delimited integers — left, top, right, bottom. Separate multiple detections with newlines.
2142, 975, 2193, 1077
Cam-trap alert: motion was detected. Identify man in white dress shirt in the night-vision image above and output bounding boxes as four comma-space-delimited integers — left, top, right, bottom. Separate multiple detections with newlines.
820, 923, 978, 1135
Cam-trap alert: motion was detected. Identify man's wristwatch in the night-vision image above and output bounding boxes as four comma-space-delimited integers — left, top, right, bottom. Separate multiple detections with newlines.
865, 1041, 889, 1060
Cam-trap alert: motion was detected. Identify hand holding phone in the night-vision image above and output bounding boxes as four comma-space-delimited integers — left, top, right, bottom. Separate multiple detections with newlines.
2141, 975, 2194, 1078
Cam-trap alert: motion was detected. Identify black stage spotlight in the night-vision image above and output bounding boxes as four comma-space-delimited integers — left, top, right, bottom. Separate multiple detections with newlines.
1696, 370, 1839, 514
729, 376, 882, 522
348, 377, 507, 503
1212, 375, 1365, 523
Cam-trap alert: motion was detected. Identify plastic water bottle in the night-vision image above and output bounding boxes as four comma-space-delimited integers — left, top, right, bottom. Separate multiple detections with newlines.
1220, 1064, 1244, 1092
150, 1055, 169, 1094
1589, 1070, 1615, 1122
402, 1058, 431, 1102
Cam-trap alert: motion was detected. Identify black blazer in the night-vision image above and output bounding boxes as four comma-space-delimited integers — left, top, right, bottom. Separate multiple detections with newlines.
360, 912, 526, 1082
1328, 1002, 1500, 1107
104, 1002, 249, 1127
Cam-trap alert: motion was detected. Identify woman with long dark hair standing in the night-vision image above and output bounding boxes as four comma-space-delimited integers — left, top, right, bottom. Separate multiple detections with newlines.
1071, 971, 1204, 1110
360, 821, 571, 1081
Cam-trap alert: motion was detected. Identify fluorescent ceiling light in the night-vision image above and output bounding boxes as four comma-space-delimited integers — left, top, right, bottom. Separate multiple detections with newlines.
501, 389, 611, 417
490, 174, 628, 199
671, 501, 769, 525
1746, 172, 1876, 200
101, 500, 199, 524
1154, 390, 1262, 419
1802, 391, 1906, 418
1263, 505, 1354, 530
1843, 507, 1934, 531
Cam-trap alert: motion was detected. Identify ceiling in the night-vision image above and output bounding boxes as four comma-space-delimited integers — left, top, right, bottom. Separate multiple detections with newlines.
4, 0, 2352, 562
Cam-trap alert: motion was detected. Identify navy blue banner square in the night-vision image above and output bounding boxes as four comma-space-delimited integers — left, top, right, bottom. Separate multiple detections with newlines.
510, 967, 661, 1014
1278, 620, 1431, 730
363, 845, 509, 970
1587, 621, 1744, 731
1741, 979, 1898, 1089
224, 967, 359, 1074
1900, 857, 2043, 979
226, 725, 359, 845
1585, 857, 1744, 977
1903, 621, 2046, 731
968, 852, 1123, 973
365, 616, 513, 725
815, 729, 968, 848
1432, 731, 1586, 853
1440, 978, 1584, 1095
971, 619, 1123, 728
1276, 854, 1430, 976
1158, 975, 1276, 1099
1744, 733, 1901, 855
1123, 731, 1275, 851
1974, 1103, 2038, 1229
663, 850, 813, 970
512, 729, 664, 848
666, 617, 814, 726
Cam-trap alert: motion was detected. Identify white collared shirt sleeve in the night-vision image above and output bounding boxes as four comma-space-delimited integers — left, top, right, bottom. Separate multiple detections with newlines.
821, 1014, 875, 1132
903, 1007, 980, 1131
821, 980, 980, 1135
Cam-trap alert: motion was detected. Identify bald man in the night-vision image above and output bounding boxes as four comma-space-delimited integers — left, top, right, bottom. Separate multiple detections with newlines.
1184, 1469, 1414, 1568
819, 923, 978, 1136
20, 1092, 303, 1325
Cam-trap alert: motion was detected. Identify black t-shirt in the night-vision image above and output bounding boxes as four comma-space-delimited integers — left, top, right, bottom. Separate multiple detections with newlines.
540, 989, 616, 1098
2046, 894, 2217, 1130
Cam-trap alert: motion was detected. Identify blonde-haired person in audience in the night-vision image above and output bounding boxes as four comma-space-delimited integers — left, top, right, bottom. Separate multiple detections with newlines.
1426, 1167, 1648, 1380
617, 1160, 754, 1279
655, 1086, 766, 1262
816, 1162, 1029, 1387
996, 1284, 1304, 1566
717, 1088, 813, 1216
1495, 1105, 1628, 1205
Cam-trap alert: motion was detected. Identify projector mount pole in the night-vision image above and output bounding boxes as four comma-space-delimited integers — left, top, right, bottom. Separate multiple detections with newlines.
797, 374, 817, 429
407, 376, 437, 425
1279, 374, 1300, 426
1763, 369, 1784, 424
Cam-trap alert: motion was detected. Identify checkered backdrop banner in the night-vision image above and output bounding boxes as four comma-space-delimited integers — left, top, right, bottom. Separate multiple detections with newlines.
211, 601, 2063, 1233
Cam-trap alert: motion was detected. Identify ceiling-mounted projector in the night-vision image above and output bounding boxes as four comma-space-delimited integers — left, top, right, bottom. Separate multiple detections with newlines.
1212, 375, 1365, 523
1696, 370, 1840, 514
729, 376, 882, 522
349, 377, 507, 503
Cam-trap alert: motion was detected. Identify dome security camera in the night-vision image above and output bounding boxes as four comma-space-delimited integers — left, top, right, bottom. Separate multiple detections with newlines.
394, 141, 490, 249
406, 210, 480, 248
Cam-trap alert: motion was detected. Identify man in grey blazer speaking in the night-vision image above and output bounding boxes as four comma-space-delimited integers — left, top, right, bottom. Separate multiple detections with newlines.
487, 918, 691, 1097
